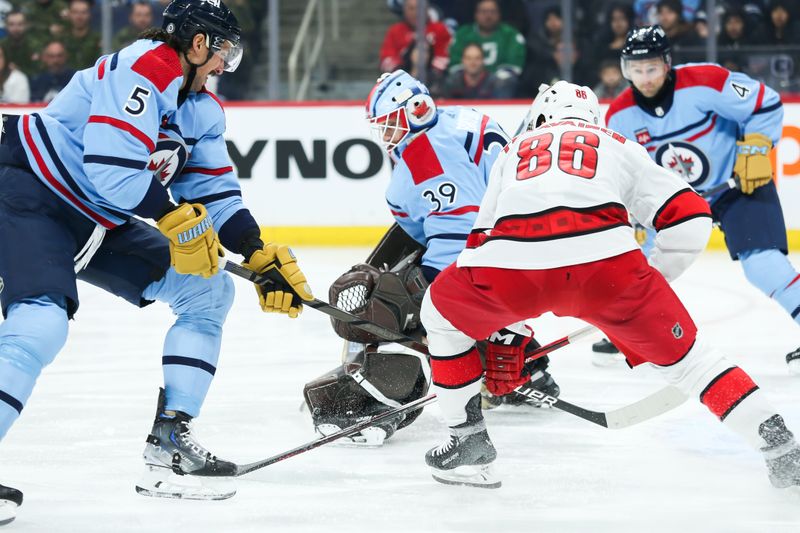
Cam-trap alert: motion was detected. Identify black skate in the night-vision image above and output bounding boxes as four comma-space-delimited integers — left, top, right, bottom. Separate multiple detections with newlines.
425, 395, 500, 488
316, 408, 406, 447
759, 414, 800, 488
503, 355, 561, 408
785, 346, 800, 376
592, 338, 623, 367
0, 484, 22, 526
136, 388, 237, 500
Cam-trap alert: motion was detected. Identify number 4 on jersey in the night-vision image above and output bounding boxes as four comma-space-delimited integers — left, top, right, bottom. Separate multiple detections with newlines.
516, 130, 599, 181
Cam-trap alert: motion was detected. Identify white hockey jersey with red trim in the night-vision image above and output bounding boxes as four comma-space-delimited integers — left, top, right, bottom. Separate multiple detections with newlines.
457, 120, 712, 275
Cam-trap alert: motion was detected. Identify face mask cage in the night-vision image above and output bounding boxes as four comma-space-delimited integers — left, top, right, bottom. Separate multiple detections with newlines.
369, 107, 411, 154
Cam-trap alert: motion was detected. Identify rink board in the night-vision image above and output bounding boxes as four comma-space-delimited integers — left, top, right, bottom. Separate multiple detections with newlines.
5, 99, 800, 248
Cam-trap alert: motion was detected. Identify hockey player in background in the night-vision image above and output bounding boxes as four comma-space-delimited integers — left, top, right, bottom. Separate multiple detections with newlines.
0, 0, 312, 520
602, 25, 800, 373
302, 69, 560, 446
420, 81, 800, 490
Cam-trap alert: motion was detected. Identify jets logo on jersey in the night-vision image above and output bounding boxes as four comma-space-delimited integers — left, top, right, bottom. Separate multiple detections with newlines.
635, 128, 652, 145
655, 141, 710, 188
149, 134, 188, 187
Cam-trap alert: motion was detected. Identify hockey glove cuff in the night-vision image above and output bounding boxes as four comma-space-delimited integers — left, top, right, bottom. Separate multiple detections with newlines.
243, 243, 313, 318
157, 203, 222, 278
484, 327, 533, 396
734, 133, 773, 195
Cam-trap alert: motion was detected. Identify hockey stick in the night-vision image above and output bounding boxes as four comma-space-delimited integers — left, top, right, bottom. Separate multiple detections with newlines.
700, 176, 740, 199
233, 393, 439, 476
220, 259, 429, 354
523, 324, 597, 365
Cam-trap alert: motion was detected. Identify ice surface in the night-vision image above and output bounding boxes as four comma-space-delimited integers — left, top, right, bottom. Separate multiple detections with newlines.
2, 249, 800, 532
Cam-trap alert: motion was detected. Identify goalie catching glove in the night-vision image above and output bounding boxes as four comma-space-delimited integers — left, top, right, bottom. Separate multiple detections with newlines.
734, 133, 773, 195
243, 243, 313, 318
157, 203, 222, 278
484, 326, 534, 396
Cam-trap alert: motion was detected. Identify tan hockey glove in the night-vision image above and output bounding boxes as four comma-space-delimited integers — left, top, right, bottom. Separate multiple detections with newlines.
243, 243, 313, 318
157, 203, 221, 278
734, 133, 773, 195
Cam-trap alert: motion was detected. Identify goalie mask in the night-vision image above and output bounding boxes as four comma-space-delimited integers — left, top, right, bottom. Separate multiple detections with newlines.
366, 70, 438, 155
524, 80, 603, 130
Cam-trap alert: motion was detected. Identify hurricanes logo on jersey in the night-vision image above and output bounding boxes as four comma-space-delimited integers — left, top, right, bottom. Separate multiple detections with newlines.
654, 141, 710, 188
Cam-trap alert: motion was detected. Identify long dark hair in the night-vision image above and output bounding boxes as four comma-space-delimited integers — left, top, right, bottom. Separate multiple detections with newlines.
138, 28, 184, 51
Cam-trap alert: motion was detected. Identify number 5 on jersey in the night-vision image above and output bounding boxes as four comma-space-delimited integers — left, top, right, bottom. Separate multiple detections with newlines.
125, 85, 152, 116
516, 130, 599, 180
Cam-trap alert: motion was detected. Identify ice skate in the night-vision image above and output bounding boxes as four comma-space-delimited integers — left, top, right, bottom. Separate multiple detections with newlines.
760, 414, 800, 488
315, 409, 406, 447
135, 389, 237, 500
425, 396, 500, 488
785, 347, 800, 376
0, 485, 22, 526
503, 361, 561, 408
592, 338, 624, 367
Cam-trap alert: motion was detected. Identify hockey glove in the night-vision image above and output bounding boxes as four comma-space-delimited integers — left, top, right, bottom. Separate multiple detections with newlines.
157, 203, 221, 278
484, 327, 533, 396
734, 133, 773, 195
243, 243, 313, 318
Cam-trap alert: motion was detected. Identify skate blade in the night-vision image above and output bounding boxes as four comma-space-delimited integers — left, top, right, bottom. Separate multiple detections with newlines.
136, 465, 236, 500
430, 464, 501, 489
787, 359, 800, 376
0, 501, 17, 526
316, 424, 387, 447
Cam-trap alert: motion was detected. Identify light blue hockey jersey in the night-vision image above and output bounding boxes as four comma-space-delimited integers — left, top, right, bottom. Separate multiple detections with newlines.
606, 63, 783, 200
386, 106, 509, 273
13, 40, 184, 228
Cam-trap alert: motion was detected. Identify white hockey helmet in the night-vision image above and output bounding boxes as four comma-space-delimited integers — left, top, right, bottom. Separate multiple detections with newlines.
524, 81, 603, 130
365, 70, 438, 154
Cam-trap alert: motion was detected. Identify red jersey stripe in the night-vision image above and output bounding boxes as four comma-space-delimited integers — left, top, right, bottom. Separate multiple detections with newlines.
473, 114, 490, 166
130, 43, 182, 93
686, 115, 718, 143
390, 209, 409, 218
490, 204, 630, 242
22, 115, 116, 229
88, 115, 155, 152
754, 83, 766, 113
98, 58, 107, 80
182, 166, 234, 176
652, 189, 711, 231
429, 205, 480, 217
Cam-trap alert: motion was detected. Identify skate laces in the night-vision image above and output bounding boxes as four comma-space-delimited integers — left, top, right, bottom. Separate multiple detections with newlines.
175, 420, 217, 461
432, 434, 458, 456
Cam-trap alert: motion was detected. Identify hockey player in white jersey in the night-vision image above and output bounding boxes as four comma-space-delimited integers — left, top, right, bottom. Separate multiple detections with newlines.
604, 25, 800, 373
419, 81, 800, 490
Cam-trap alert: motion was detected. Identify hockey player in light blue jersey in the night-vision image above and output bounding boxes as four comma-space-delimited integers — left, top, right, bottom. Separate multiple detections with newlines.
605, 25, 800, 373
303, 71, 560, 447
0, 0, 313, 516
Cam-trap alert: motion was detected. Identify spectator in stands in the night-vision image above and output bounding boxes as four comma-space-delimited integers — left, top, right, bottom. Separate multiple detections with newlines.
112, 1, 153, 50
765, 0, 799, 44
30, 40, 74, 103
404, 41, 444, 96
448, 0, 526, 82
0, 11, 42, 77
634, 0, 700, 25
63, 0, 100, 70
442, 42, 514, 99
719, 7, 763, 48
379, 0, 451, 75
23, 0, 67, 40
693, 8, 709, 38
593, 58, 627, 98
657, 0, 703, 60
591, 2, 635, 64
0, 45, 29, 103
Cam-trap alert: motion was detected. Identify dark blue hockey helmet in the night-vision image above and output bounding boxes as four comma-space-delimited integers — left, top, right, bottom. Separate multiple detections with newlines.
163, 0, 242, 72
620, 25, 672, 79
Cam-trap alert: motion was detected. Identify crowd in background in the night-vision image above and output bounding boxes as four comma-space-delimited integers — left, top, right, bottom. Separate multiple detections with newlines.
381, 0, 800, 99
0, 0, 261, 104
